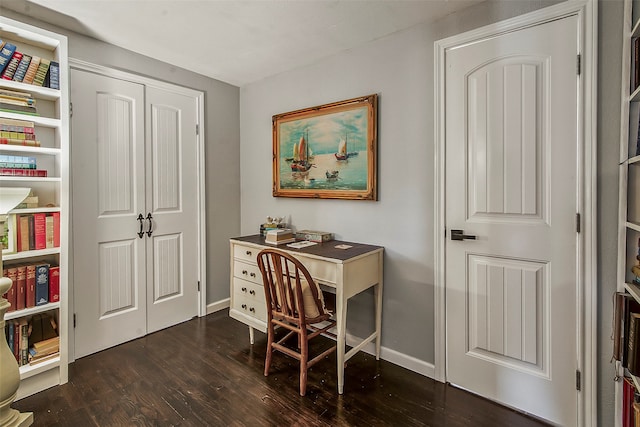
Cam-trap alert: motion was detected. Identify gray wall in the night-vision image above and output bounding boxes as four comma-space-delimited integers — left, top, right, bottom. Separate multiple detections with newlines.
240, 0, 560, 365
598, 1, 623, 425
0, 8, 242, 307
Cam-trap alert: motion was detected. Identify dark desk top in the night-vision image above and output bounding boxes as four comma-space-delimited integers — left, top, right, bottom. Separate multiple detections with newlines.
231, 234, 383, 262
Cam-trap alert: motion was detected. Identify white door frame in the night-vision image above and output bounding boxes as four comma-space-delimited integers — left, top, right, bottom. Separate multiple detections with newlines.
67, 58, 207, 357
433, 1, 597, 425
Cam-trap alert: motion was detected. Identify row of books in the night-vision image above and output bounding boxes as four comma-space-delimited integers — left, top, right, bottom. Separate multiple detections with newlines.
0, 116, 40, 147
0, 151, 47, 177
0, 39, 59, 89
0, 88, 37, 116
3, 212, 61, 254
4, 313, 59, 367
3, 262, 60, 312
0, 154, 36, 169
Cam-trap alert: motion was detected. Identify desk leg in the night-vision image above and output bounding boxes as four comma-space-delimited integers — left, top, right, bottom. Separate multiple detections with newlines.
374, 282, 383, 360
249, 326, 255, 345
336, 288, 347, 394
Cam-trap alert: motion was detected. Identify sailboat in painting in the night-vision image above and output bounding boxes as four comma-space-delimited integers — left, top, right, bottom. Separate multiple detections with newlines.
335, 134, 358, 161
291, 131, 312, 172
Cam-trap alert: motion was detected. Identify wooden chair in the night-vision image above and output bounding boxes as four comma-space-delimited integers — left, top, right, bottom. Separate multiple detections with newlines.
257, 248, 337, 396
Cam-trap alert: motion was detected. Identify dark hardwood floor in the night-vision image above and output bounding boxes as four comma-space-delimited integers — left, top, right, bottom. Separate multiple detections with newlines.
13, 311, 550, 426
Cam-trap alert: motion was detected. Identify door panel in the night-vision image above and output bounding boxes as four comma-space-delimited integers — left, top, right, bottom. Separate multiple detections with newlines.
445, 16, 578, 426
145, 86, 199, 333
71, 69, 146, 358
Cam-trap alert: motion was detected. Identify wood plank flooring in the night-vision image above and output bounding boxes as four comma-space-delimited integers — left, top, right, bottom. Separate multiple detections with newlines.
13, 311, 550, 426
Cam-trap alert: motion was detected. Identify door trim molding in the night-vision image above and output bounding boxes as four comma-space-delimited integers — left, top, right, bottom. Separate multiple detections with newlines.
68, 59, 208, 318
433, 1, 597, 425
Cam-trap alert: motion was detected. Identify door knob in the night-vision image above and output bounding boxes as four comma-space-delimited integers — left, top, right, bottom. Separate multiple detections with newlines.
451, 229, 476, 241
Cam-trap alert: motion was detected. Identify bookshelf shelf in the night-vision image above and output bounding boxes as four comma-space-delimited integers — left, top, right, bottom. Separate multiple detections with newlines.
19, 356, 59, 380
3, 247, 61, 261
0, 145, 61, 156
0, 15, 68, 401
0, 176, 61, 183
626, 222, 640, 233
5, 302, 60, 321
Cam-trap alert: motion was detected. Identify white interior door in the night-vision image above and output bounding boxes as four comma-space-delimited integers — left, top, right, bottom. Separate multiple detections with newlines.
71, 69, 147, 358
145, 86, 199, 333
445, 16, 579, 426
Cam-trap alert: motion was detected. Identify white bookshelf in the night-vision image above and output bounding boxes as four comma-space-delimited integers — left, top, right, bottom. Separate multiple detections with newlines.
0, 16, 68, 399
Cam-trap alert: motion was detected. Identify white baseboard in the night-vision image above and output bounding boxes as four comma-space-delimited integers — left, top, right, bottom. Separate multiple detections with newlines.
206, 299, 437, 381
345, 332, 436, 380
207, 297, 230, 315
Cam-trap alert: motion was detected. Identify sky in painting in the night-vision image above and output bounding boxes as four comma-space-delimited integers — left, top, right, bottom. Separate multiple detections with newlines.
279, 106, 368, 156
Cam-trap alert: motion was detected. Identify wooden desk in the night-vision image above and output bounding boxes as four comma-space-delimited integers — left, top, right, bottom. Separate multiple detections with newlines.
229, 235, 384, 394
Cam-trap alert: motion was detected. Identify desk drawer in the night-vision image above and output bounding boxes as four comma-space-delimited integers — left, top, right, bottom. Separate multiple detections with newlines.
234, 244, 260, 264
233, 261, 261, 285
296, 255, 337, 286
232, 279, 266, 321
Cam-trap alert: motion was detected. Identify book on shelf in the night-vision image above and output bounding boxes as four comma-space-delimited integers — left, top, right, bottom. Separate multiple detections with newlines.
0, 43, 17, 76
26, 263, 35, 308
0, 168, 47, 177
0, 93, 35, 107
0, 51, 22, 81
616, 292, 626, 361
32, 58, 50, 87
15, 264, 26, 311
52, 212, 60, 247
33, 212, 46, 250
48, 265, 59, 302
34, 262, 49, 306
21, 55, 40, 85
0, 155, 36, 169
0, 138, 40, 147
4, 267, 17, 312
19, 318, 28, 366
17, 214, 29, 252
12, 53, 31, 82
628, 312, 640, 376
0, 102, 37, 115
47, 60, 59, 89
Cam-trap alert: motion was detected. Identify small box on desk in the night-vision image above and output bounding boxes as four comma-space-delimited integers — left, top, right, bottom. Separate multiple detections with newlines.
295, 230, 333, 243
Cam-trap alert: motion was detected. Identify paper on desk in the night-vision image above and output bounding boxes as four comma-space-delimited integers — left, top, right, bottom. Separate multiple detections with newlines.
334, 244, 352, 249
286, 240, 317, 249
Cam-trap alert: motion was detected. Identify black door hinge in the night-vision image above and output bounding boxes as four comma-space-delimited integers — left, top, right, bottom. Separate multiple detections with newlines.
576, 370, 581, 391
73, 313, 76, 328
576, 213, 581, 233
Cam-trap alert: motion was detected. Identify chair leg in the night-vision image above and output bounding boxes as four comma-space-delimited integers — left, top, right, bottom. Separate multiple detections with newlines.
299, 331, 308, 396
264, 325, 274, 377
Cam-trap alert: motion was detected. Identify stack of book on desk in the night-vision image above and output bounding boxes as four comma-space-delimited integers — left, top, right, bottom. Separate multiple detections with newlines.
265, 228, 295, 245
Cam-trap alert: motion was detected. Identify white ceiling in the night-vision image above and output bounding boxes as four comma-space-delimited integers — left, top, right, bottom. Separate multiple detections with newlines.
1, 0, 482, 87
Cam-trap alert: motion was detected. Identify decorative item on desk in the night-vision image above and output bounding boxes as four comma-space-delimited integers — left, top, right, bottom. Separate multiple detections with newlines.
260, 215, 287, 236
265, 228, 295, 245
295, 229, 334, 243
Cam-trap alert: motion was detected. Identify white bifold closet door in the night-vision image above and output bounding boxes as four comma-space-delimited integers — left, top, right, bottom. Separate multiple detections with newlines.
71, 69, 199, 359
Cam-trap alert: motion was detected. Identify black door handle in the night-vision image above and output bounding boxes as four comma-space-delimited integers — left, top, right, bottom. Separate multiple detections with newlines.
137, 214, 144, 238
451, 229, 476, 241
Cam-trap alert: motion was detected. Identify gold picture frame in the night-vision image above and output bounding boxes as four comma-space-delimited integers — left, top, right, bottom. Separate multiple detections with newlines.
272, 94, 378, 200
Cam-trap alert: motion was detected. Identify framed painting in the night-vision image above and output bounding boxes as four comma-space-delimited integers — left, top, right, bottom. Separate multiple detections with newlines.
272, 94, 378, 200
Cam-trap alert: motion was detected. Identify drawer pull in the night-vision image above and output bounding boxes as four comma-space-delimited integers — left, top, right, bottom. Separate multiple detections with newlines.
241, 304, 247, 309
246, 250, 252, 256
249, 290, 256, 295
241, 287, 247, 292
242, 270, 248, 275
249, 307, 255, 313
250, 272, 256, 278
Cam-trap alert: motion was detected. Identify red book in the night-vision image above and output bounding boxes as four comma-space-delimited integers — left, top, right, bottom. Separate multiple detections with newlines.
15, 265, 26, 310
48, 266, 59, 303
1, 267, 6, 302
26, 264, 36, 308
33, 213, 46, 250
52, 212, 60, 247
624, 376, 635, 427
6, 267, 17, 312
